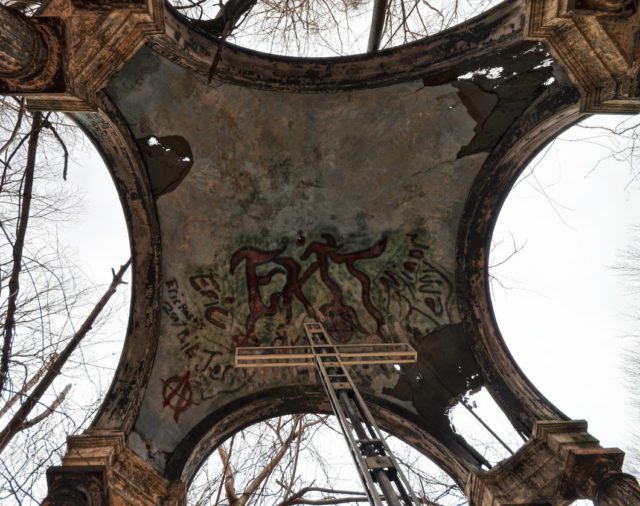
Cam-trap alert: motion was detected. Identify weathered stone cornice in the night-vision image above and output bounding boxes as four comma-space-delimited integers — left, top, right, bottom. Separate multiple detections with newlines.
0, 0, 165, 111
44, 429, 185, 505
465, 420, 627, 505
524, 0, 640, 112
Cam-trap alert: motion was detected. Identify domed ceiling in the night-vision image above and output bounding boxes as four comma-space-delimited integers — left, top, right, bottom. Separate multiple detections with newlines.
103, 25, 563, 479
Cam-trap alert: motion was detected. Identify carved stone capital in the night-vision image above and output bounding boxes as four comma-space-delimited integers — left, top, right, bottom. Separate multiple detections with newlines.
594, 472, 640, 506
45, 466, 108, 506
4, 0, 165, 111
524, 0, 640, 112
43, 429, 185, 506
0, 9, 65, 96
465, 420, 627, 505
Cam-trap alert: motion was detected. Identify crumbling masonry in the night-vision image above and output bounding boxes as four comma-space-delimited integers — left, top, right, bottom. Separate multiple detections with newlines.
2, 0, 640, 503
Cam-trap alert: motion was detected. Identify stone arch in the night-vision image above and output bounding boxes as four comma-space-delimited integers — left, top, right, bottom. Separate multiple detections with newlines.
456, 82, 585, 435
150, 0, 524, 91
165, 386, 473, 490
70, 92, 163, 434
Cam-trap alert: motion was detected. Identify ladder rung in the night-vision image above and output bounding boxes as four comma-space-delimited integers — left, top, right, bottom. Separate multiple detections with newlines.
365, 456, 394, 470
331, 382, 351, 390
358, 438, 384, 446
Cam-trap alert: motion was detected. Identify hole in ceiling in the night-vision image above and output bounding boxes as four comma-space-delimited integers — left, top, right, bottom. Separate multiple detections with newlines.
447, 387, 524, 467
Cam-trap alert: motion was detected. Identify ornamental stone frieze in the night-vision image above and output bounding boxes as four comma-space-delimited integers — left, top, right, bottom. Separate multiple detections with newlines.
466, 420, 637, 506
43, 429, 185, 506
524, 0, 640, 112
0, 0, 164, 111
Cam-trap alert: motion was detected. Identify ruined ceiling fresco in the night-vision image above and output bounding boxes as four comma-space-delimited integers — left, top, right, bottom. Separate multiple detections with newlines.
5, 0, 640, 501
103, 37, 561, 478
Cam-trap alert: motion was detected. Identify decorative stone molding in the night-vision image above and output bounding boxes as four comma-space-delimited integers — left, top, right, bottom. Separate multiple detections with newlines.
0, 8, 65, 96
45, 466, 107, 506
43, 429, 185, 506
595, 473, 640, 506
465, 420, 626, 505
0, 0, 164, 111
524, 0, 640, 112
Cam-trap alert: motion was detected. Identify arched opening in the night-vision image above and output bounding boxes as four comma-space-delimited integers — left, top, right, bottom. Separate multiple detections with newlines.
187, 413, 466, 505
490, 113, 640, 472
167, 0, 505, 57
0, 103, 131, 503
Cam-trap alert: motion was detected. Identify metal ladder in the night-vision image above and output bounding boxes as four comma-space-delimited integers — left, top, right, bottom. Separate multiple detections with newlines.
303, 321, 419, 506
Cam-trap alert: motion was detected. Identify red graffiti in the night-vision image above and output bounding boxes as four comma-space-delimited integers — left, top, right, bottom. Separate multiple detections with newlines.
161, 371, 197, 422
302, 234, 387, 340
230, 234, 387, 345
188, 273, 234, 329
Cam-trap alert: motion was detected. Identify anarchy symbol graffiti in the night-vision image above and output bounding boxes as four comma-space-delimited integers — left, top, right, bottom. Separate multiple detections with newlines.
161, 370, 197, 422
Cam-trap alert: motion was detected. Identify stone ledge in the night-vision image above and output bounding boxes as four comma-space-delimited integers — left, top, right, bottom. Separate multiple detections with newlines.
524, 0, 640, 112
44, 429, 185, 506
466, 420, 625, 505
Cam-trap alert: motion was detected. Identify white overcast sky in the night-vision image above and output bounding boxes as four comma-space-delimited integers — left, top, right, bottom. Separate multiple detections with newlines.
491, 113, 640, 467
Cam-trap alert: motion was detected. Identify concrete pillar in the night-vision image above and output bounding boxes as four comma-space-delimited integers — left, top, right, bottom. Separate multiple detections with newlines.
595, 473, 640, 506
0, 6, 47, 79
42, 429, 186, 506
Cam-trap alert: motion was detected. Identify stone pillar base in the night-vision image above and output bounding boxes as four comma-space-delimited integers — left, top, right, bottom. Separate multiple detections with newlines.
43, 429, 185, 506
466, 420, 627, 505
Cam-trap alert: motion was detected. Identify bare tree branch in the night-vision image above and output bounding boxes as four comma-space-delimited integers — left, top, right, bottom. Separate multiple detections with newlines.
0, 111, 43, 395
0, 259, 131, 454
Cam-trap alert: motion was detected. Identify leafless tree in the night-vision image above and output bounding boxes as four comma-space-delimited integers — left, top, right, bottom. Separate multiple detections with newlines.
170, 0, 500, 57
615, 225, 640, 475
188, 414, 468, 506
0, 96, 131, 504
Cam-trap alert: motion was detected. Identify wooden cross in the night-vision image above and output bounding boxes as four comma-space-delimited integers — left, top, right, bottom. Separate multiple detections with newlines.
235, 320, 420, 506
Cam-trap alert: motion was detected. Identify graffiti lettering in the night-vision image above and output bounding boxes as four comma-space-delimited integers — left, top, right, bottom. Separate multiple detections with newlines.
302, 234, 387, 340
379, 234, 453, 336
188, 273, 234, 329
163, 278, 199, 326
230, 234, 387, 345
159, 231, 453, 406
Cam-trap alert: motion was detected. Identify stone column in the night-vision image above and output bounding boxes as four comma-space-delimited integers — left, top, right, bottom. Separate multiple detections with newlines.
524, 0, 640, 112
595, 473, 640, 506
1, 0, 164, 110
466, 420, 635, 505
45, 467, 107, 506
43, 429, 186, 506
0, 6, 47, 79
0, 5, 64, 99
